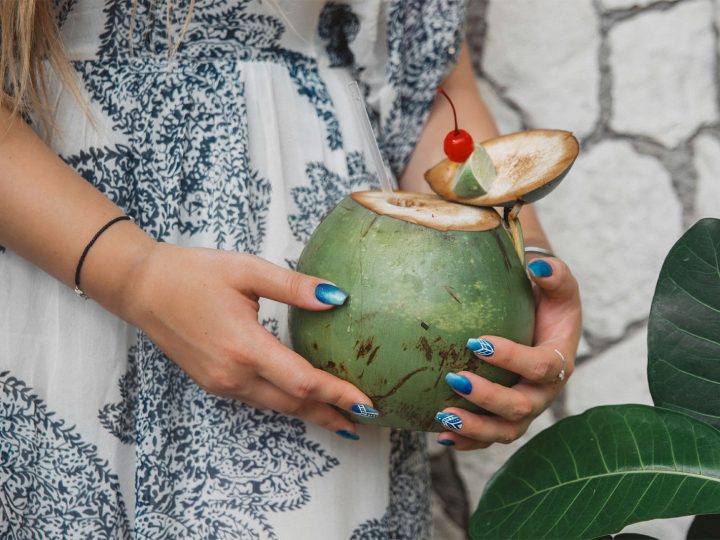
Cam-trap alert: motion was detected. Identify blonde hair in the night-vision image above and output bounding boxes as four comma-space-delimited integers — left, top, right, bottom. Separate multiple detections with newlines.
1, 0, 195, 131
0, 0, 81, 129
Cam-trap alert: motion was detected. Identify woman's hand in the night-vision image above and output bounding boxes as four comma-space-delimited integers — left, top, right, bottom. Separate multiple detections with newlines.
113, 243, 377, 439
434, 256, 582, 450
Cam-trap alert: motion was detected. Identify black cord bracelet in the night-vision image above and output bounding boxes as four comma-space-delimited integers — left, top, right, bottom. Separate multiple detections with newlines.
74, 215, 132, 299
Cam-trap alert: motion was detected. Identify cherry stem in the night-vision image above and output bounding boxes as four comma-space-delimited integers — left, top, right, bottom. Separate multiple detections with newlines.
438, 88, 459, 136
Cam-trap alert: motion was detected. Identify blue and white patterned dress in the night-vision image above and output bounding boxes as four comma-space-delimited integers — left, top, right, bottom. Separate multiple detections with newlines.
0, 1, 464, 537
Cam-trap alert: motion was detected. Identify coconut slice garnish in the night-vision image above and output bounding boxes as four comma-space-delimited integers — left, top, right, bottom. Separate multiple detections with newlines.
425, 129, 579, 207
351, 191, 502, 232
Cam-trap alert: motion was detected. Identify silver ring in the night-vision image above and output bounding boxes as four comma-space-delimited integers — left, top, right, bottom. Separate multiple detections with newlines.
553, 348, 567, 382
524, 246, 556, 258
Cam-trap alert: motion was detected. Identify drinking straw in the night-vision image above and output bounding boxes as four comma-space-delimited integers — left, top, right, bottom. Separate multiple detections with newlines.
347, 81, 394, 193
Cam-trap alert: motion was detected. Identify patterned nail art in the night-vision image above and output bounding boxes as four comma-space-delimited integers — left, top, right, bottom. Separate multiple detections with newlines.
351, 404, 380, 418
528, 259, 553, 278
335, 430, 360, 441
436, 438, 455, 446
315, 283, 348, 306
435, 412, 463, 431
466, 338, 495, 357
445, 373, 472, 395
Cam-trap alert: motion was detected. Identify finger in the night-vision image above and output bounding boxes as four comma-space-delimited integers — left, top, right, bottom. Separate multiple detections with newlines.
234, 253, 348, 310
241, 378, 360, 438
245, 325, 378, 417
435, 407, 530, 446
445, 371, 537, 421
466, 336, 568, 384
526, 256, 579, 301
435, 432, 490, 451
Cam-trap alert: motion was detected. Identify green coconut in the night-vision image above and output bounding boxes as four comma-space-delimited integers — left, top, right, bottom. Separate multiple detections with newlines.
289, 191, 535, 432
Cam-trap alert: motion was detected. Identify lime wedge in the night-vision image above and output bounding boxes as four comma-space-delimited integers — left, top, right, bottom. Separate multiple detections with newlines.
453, 144, 497, 198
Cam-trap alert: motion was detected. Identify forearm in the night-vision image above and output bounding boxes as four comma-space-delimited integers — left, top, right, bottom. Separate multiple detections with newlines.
0, 107, 156, 317
398, 43, 551, 251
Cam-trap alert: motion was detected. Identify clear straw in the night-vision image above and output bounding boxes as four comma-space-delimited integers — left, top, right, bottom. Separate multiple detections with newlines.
347, 81, 394, 193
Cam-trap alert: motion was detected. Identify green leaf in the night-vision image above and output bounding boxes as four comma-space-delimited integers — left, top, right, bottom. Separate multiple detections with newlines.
648, 218, 720, 428
470, 405, 720, 539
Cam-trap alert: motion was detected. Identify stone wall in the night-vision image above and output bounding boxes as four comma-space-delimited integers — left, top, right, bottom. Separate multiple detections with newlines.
431, 0, 720, 537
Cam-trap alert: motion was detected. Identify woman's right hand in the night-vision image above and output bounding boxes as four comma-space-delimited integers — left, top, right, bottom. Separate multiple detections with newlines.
108, 242, 376, 438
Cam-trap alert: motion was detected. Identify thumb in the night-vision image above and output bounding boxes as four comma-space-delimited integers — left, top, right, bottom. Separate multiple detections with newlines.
526, 256, 579, 302
234, 254, 348, 310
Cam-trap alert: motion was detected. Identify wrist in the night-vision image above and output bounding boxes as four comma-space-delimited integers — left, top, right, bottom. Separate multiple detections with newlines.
78, 218, 158, 321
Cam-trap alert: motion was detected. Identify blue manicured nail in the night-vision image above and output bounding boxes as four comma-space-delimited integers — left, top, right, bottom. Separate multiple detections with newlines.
351, 404, 380, 418
436, 438, 455, 446
336, 430, 360, 440
445, 373, 473, 395
466, 338, 495, 357
315, 283, 348, 306
435, 412, 463, 431
528, 259, 553, 278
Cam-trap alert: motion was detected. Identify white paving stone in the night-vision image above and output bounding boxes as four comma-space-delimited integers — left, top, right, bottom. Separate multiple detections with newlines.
566, 327, 652, 414
693, 133, 720, 220
609, 0, 717, 146
481, 0, 599, 138
535, 140, 683, 340
475, 78, 523, 135
600, 0, 679, 9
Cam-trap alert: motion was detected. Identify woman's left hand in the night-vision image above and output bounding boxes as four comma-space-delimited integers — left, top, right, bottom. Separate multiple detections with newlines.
435, 256, 582, 450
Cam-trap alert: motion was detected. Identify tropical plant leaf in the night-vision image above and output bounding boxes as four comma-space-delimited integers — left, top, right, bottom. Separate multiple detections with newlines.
648, 218, 720, 428
470, 405, 720, 539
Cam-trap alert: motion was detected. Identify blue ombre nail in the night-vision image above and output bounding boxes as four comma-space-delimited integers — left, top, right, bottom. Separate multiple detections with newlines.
466, 338, 495, 357
528, 259, 553, 278
436, 438, 455, 446
435, 412, 463, 431
315, 283, 348, 306
351, 404, 380, 418
445, 373, 473, 395
336, 430, 360, 440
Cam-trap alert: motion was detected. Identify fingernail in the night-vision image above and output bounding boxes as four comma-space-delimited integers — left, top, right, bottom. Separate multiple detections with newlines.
315, 283, 348, 306
435, 412, 463, 431
351, 404, 380, 418
336, 429, 360, 440
436, 438, 455, 446
528, 259, 553, 278
466, 338, 495, 357
445, 373, 472, 395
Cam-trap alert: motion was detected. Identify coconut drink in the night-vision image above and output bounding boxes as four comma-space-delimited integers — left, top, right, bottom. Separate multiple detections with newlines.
289, 90, 579, 432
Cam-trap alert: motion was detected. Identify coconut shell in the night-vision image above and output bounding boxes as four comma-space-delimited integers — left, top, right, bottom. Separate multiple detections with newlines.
425, 129, 580, 207
289, 194, 535, 431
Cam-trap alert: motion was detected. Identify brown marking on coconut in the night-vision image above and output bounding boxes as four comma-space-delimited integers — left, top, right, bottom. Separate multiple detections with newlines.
355, 338, 374, 359
360, 214, 379, 239
369, 366, 432, 400
326, 361, 336, 370
490, 227, 512, 271
395, 401, 437, 431
430, 342, 465, 388
366, 346, 380, 366
444, 286, 462, 304
417, 336, 433, 362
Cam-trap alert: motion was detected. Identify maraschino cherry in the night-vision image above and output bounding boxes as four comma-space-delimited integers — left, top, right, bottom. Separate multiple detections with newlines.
438, 88, 474, 163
